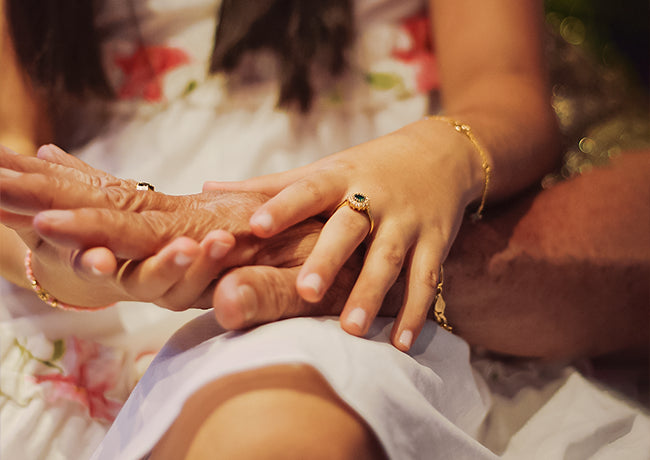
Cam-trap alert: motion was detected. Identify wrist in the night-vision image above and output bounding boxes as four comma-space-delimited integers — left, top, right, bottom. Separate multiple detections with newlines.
395, 118, 490, 216
425, 116, 491, 220
27, 250, 116, 310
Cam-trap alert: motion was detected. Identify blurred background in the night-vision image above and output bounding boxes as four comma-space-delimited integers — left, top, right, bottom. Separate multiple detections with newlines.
543, 0, 649, 183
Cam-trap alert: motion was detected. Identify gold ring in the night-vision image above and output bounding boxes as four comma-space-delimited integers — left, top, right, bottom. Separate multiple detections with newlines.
115, 259, 136, 284
335, 193, 374, 235
136, 182, 155, 191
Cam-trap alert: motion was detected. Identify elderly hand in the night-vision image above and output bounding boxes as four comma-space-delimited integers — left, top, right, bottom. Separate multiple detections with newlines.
0, 144, 388, 325
0, 145, 315, 312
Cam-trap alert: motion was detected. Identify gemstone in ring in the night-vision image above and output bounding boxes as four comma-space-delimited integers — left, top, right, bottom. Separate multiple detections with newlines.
334, 193, 374, 235
136, 182, 155, 191
347, 193, 370, 211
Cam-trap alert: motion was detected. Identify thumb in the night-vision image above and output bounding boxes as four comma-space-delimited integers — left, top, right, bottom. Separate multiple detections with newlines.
212, 259, 361, 330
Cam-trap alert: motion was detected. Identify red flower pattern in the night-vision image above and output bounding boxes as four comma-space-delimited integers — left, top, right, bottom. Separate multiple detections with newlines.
392, 12, 439, 92
114, 45, 191, 102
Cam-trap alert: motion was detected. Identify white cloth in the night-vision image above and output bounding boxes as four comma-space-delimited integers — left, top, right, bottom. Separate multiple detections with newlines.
93, 315, 496, 460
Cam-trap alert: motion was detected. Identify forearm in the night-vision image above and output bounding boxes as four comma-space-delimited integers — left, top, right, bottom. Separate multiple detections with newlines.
1, 5, 55, 289
0, 4, 52, 155
443, 152, 650, 358
430, 0, 561, 202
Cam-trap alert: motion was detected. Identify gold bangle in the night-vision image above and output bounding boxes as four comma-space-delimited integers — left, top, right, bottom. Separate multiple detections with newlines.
426, 116, 491, 221
24, 249, 112, 312
432, 266, 452, 332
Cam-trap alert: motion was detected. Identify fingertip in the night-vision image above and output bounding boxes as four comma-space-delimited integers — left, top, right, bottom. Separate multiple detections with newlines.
36, 144, 55, 160
168, 237, 201, 267
202, 181, 219, 192
296, 272, 324, 302
33, 210, 77, 242
78, 247, 117, 277
249, 210, 275, 237
394, 329, 414, 352
213, 273, 257, 329
201, 229, 236, 259
341, 306, 368, 337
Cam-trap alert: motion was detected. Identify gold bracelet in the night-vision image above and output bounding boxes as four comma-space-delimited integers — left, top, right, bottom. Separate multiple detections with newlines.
426, 116, 491, 221
24, 250, 112, 312
432, 266, 452, 332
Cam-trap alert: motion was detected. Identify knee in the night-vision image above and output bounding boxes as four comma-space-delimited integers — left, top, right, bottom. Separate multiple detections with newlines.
150, 364, 387, 460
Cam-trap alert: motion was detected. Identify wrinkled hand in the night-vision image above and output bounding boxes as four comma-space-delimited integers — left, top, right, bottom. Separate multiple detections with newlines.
1, 144, 397, 327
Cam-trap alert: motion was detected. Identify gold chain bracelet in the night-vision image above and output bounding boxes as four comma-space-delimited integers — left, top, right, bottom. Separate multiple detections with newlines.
425, 116, 491, 221
432, 266, 452, 332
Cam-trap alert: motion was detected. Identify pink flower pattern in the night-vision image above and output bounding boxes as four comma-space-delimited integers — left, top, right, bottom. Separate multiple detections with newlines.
33, 337, 124, 422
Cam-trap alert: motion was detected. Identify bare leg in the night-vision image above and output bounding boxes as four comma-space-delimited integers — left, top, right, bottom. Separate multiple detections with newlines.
150, 364, 387, 460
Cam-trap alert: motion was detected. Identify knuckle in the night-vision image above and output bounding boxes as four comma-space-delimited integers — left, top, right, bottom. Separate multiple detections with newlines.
108, 188, 141, 211
417, 266, 440, 290
88, 175, 104, 189
140, 211, 176, 244
373, 241, 406, 270
297, 178, 323, 203
376, 243, 405, 270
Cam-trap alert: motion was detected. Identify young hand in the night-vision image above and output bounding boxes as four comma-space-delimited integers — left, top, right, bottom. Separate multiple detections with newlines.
204, 119, 485, 350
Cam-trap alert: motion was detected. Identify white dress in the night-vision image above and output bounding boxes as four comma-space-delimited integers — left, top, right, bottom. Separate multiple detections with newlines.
1, 1, 648, 459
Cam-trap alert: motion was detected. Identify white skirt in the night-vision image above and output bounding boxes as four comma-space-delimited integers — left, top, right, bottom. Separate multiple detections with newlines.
92, 314, 497, 460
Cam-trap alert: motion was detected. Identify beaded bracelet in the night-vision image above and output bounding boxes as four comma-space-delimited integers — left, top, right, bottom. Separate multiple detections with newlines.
25, 249, 112, 312
425, 116, 491, 221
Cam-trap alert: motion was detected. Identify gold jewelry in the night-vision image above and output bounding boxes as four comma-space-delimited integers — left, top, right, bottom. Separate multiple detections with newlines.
136, 182, 155, 191
115, 259, 136, 284
426, 116, 491, 221
432, 266, 452, 332
24, 250, 111, 312
334, 193, 375, 235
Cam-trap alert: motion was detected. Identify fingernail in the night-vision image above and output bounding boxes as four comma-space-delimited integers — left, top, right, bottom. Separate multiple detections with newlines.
36, 145, 54, 159
250, 212, 273, 233
202, 181, 218, 191
398, 330, 413, 349
91, 265, 104, 276
40, 210, 75, 223
347, 308, 367, 330
238, 285, 258, 321
174, 252, 194, 266
209, 240, 232, 259
0, 167, 22, 178
301, 273, 323, 296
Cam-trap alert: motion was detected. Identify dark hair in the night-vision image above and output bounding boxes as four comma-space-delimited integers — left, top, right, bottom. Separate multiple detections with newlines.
6, 0, 354, 111
6, 0, 112, 98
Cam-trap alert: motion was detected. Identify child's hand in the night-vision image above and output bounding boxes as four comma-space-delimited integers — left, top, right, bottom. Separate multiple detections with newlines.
204, 120, 485, 351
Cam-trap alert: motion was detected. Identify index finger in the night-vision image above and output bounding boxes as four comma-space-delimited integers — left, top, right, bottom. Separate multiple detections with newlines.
202, 163, 312, 194
0, 168, 155, 215
248, 170, 345, 237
